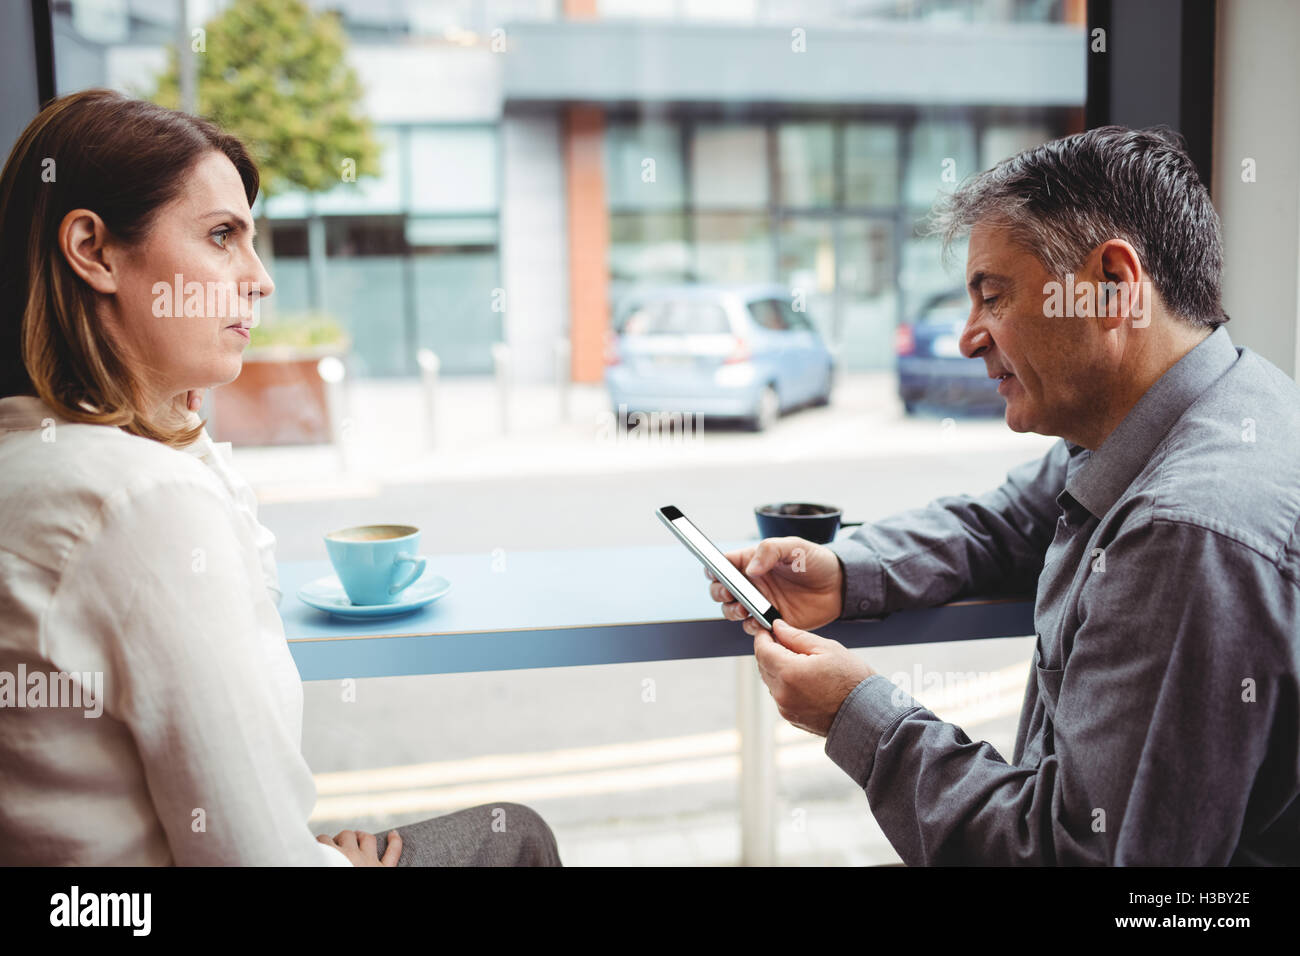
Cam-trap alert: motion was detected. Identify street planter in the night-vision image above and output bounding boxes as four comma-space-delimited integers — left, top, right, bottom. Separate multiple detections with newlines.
210, 314, 351, 446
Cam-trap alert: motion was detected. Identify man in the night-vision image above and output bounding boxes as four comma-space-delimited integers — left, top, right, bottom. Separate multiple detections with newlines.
708, 126, 1300, 865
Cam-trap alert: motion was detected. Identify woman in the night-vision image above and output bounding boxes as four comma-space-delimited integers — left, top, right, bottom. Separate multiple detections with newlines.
0, 90, 559, 866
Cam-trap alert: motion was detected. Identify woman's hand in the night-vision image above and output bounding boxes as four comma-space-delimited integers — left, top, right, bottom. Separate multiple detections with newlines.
185, 389, 204, 412
316, 829, 402, 867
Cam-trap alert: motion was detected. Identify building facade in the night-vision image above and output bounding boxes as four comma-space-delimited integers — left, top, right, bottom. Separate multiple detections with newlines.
52, 0, 1086, 381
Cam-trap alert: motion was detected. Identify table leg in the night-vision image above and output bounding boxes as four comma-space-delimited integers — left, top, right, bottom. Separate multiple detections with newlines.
737, 655, 777, 866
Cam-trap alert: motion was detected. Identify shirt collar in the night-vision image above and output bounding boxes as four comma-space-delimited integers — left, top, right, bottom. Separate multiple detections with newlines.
0, 393, 210, 459
1065, 324, 1239, 519
0, 394, 62, 431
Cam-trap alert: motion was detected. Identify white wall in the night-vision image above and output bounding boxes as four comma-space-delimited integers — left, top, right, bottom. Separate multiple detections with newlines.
1212, 0, 1300, 378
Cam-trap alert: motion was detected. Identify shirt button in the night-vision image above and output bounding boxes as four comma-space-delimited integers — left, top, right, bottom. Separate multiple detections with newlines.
859, 600, 870, 611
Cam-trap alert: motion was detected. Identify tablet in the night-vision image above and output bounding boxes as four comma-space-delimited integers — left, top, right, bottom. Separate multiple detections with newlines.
657, 505, 781, 630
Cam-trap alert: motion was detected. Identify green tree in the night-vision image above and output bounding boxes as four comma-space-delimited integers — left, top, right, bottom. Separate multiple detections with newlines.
153, 0, 381, 308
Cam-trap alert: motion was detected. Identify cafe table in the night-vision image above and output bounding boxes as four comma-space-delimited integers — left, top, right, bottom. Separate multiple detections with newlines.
279, 541, 1034, 866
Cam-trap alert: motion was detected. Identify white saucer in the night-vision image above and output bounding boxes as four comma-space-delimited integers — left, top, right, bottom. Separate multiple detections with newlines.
297, 568, 451, 620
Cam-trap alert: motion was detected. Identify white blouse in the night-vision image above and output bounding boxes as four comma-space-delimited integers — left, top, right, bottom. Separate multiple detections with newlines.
0, 394, 351, 866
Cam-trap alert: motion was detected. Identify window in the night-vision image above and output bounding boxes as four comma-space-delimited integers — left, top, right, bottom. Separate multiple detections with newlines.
606, 120, 686, 210
690, 123, 768, 209
617, 300, 732, 336
845, 123, 900, 206
748, 299, 789, 331
408, 126, 498, 214
779, 122, 835, 208
778, 300, 814, 332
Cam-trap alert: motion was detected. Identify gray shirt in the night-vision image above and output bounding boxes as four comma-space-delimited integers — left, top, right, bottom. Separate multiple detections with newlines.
824, 325, 1300, 865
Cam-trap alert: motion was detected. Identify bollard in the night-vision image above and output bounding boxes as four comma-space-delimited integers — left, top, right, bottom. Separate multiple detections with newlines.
417, 348, 440, 450
554, 339, 571, 423
317, 355, 348, 473
491, 342, 511, 436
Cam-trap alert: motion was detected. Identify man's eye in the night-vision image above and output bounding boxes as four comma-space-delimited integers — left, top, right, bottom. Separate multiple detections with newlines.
211, 228, 231, 249
983, 296, 999, 309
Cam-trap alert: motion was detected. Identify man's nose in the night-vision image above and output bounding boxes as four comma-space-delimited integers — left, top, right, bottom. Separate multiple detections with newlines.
959, 311, 992, 359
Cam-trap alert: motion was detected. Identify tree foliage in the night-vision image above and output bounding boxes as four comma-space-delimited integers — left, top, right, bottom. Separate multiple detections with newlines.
153, 0, 381, 199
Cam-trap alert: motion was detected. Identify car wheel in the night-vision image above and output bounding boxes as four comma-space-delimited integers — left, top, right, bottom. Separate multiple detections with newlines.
748, 385, 780, 432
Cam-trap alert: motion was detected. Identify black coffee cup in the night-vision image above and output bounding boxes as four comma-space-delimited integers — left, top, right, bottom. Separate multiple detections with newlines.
754, 502, 861, 545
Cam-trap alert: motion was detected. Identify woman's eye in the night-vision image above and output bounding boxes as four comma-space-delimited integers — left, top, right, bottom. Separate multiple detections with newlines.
211, 228, 231, 249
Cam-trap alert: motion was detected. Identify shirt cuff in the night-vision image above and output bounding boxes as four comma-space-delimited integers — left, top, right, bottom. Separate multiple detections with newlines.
826, 534, 887, 619
824, 674, 921, 788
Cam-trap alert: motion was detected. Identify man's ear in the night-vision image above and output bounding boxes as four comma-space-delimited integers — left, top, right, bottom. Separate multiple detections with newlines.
58, 209, 118, 295
1093, 239, 1144, 330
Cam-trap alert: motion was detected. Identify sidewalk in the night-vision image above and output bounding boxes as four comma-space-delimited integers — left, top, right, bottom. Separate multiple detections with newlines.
221, 373, 1055, 502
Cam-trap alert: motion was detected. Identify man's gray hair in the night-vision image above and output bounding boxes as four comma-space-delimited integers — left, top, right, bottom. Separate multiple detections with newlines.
929, 125, 1226, 328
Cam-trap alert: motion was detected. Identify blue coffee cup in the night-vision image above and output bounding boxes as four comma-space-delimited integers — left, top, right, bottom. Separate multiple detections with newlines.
324, 524, 428, 606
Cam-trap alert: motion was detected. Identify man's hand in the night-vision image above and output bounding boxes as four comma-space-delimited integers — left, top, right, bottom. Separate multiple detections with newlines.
316, 828, 402, 867
744, 617, 875, 737
706, 536, 843, 631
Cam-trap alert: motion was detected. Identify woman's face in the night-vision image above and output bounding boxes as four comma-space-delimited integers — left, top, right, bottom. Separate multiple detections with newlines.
104, 151, 274, 411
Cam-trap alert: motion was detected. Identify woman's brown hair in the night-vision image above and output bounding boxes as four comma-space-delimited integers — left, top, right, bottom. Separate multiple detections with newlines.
0, 88, 260, 448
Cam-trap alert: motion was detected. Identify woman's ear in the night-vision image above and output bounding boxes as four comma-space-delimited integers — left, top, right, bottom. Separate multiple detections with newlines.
58, 209, 118, 294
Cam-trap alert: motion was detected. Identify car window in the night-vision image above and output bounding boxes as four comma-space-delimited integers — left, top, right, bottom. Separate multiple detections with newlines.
747, 299, 789, 331
778, 301, 813, 331
917, 289, 969, 322
618, 301, 731, 335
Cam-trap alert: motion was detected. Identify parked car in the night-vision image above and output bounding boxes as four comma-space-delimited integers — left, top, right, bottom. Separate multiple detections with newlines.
605, 284, 835, 432
896, 288, 1003, 416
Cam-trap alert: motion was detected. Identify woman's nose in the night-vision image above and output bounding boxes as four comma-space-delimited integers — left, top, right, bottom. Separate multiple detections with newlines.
248, 255, 274, 302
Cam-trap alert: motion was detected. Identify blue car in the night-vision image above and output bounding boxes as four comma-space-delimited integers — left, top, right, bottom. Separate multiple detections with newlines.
896, 289, 1003, 416
605, 284, 835, 432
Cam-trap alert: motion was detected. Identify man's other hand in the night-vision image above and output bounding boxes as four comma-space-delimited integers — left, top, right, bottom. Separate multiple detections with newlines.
745, 617, 875, 737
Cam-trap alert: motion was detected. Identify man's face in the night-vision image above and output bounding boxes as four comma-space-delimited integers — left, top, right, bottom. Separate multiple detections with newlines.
959, 221, 1105, 439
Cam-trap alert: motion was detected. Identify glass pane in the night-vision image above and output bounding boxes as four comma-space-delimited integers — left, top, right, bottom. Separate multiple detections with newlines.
309, 126, 403, 216
262, 258, 311, 313
609, 212, 690, 306
981, 123, 1053, 170
901, 209, 967, 322
606, 121, 685, 210
778, 300, 813, 331
904, 119, 977, 208
414, 251, 501, 374
839, 218, 897, 369
778, 122, 834, 208
406, 217, 499, 246
323, 257, 408, 376
690, 124, 769, 209
844, 123, 900, 206
618, 301, 731, 335
748, 299, 788, 331
409, 126, 498, 214
777, 216, 834, 340
325, 217, 407, 257
693, 212, 771, 282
